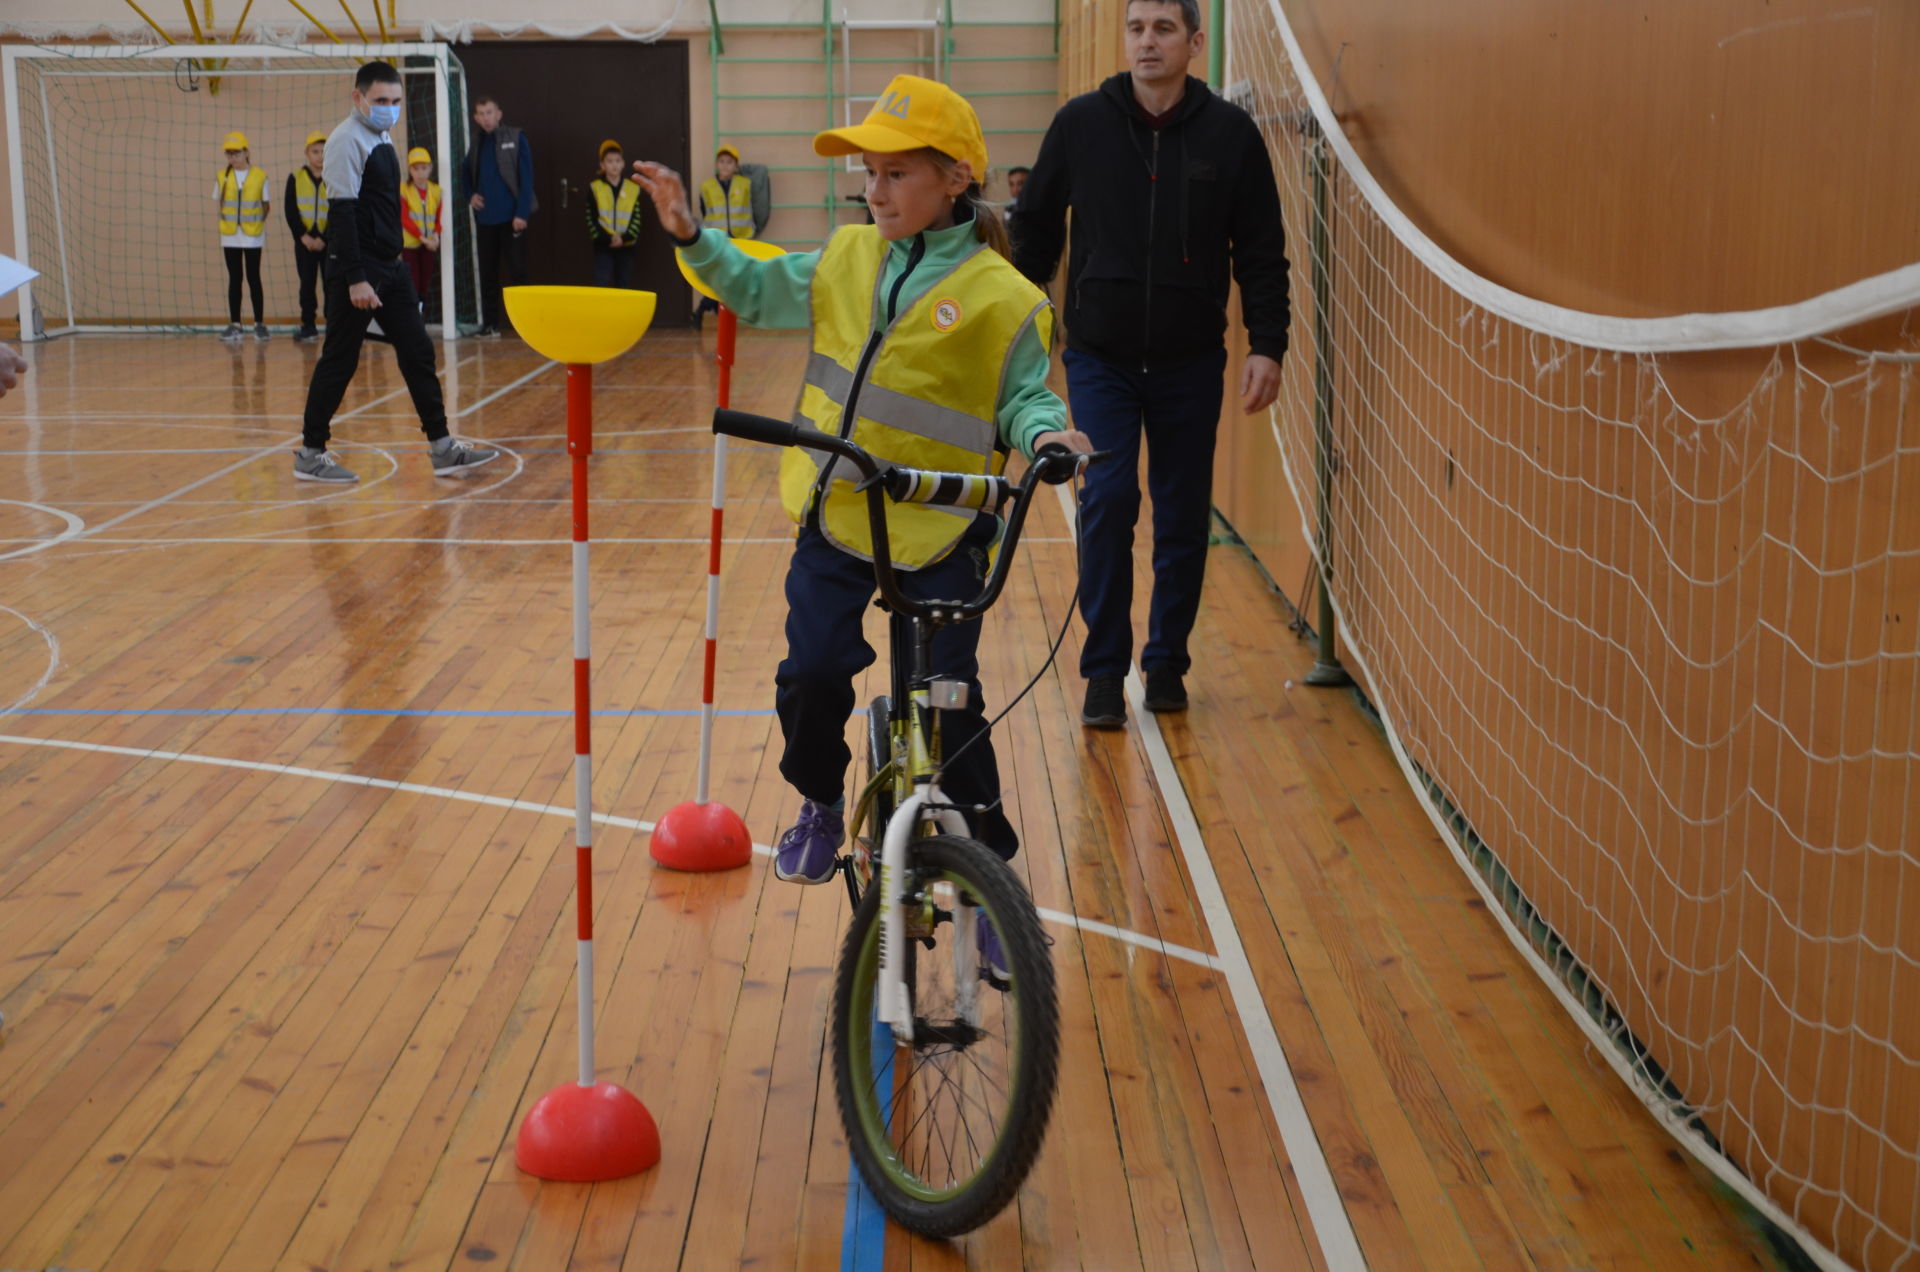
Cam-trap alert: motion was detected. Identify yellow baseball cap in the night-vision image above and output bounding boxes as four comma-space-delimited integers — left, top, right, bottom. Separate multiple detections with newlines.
304, 130, 327, 148
599, 139, 623, 159
715, 144, 740, 161
221, 131, 250, 151
813, 75, 987, 179
407, 147, 432, 166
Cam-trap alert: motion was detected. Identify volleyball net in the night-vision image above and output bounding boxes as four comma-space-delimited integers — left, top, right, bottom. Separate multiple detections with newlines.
1227, 1, 1920, 1267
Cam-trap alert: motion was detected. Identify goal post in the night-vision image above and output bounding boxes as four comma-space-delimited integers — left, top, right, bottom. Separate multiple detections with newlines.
3, 41, 475, 341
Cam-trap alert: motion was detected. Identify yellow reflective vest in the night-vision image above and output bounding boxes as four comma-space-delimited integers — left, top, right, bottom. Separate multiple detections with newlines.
699, 175, 755, 239
216, 166, 269, 237
592, 177, 642, 237
401, 181, 442, 249
293, 167, 328, 233
781, 226, 1053, 569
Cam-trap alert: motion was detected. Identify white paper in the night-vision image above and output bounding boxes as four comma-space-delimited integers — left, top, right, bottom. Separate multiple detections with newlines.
0, 255, 36, 299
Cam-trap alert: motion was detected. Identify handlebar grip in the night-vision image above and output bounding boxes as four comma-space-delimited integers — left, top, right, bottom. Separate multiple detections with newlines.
883, 468, 1015, 514
713, 408, 805, 450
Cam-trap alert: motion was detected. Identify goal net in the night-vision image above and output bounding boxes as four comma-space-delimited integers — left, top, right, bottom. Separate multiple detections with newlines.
1227, 1, 1919, 1269
4, 42, 480, 338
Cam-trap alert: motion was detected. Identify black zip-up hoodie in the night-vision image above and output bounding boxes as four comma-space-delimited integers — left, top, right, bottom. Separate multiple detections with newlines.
1011, 73, 1290, 372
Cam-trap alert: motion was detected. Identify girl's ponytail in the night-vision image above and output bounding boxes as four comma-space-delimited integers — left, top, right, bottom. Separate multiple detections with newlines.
964, 183, 1012, 261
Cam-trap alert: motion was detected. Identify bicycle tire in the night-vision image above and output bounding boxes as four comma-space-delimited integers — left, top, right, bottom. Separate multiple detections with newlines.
832, 834, 1060, 1237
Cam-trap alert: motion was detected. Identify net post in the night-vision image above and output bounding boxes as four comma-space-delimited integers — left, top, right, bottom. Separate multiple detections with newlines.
2, 49, 37, 340
432, 44, 457, 341
1303, 120, 1350, 689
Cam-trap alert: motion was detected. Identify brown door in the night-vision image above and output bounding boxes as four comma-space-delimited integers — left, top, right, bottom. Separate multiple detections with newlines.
454, 40, 693, 325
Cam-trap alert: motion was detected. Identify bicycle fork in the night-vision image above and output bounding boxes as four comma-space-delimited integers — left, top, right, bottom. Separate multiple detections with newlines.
876, 787, 969, 1045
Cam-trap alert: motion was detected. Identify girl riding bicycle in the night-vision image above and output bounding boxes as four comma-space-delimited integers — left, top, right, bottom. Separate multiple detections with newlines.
635, 76, 1091, 907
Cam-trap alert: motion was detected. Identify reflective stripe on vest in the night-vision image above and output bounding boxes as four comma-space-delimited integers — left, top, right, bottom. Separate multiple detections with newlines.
780, 225, 1053, 570
593, 178, 642, 236
217, 166, 269, 237
293, 167, 328, 233
699, 175, 755, 239
401, 182, 442, 249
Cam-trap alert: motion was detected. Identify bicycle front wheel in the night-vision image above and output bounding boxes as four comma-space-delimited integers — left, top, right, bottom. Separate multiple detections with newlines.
832, 834, 1060, 1237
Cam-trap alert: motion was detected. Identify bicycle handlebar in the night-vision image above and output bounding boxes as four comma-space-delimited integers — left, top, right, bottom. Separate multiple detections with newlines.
712, 408, 1095, 624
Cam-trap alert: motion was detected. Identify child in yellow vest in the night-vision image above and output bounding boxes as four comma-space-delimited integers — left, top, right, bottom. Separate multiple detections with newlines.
400, 147, 443, 312
214, 131, 271, 342
586, 140, 644, 288
286, 130, 329, 341
691, 144, 754, 324
635, 76, 1091, 934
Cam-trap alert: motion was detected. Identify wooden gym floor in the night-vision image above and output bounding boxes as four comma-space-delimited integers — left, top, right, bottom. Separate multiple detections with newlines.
0, 330, 1785, 1270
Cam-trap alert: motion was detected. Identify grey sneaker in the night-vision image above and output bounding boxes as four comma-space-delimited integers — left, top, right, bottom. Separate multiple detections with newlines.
219, 323, 244, 342
430, 436, 500, 477
253, 323, 271, 341
293, 448, 359, 483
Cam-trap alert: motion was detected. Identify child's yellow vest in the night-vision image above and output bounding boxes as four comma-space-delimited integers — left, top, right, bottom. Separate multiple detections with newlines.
217, 166, 269, 237
699, 175, 755, 239
292, 167, 328, 233
781, 225, 1052, 569
592, 178, 642, 237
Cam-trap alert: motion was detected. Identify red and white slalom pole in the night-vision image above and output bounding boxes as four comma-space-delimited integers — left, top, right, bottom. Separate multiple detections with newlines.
514, 362, 661, 1182
651, 307, 752, 871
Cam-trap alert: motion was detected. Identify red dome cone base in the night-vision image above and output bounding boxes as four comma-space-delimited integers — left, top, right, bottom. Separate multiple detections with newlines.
515, 1080, 661, 1182
650, 800, 753, 871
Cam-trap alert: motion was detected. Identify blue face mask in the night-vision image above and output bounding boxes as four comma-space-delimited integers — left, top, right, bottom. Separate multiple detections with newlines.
366, 102, 401, 130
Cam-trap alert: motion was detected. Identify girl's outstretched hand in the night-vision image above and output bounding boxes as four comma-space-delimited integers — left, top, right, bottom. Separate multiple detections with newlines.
631, 161, 699, 240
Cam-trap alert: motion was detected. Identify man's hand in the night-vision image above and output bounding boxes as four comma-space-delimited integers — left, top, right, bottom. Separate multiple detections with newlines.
609, 234, 624, 250
349, 281, 381, 310
469, 193, 485, 210
1240, 353, 1282, 414
511, 217, 527, 233
0, 345, 26, 400
631, 162, 699, 241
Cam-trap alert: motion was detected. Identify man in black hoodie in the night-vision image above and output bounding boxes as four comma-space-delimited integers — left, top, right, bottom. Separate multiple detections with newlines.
1013, 0, 1290, 728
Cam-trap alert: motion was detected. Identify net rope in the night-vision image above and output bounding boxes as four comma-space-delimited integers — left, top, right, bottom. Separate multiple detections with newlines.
1229, 2, 1918, 1268
8, 43, 478, 334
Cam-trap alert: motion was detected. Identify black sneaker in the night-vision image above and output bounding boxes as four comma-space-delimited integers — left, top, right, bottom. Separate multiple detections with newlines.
295, 324, 320, 343
1143, 667, 1188, 713
1081, 674, 1126, 728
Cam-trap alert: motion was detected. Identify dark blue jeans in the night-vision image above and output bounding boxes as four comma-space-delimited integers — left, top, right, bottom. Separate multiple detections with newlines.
1065, 346, 1227, 679
775, 518, 1017, 859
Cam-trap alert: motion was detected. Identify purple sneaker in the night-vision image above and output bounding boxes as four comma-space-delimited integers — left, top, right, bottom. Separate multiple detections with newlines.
774, 799, 843, 885
975, 908, 1010, 988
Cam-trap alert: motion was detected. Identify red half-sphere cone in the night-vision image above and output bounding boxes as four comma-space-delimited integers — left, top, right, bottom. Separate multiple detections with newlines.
650, 800, 753, 871
515, 1080, 661, 1182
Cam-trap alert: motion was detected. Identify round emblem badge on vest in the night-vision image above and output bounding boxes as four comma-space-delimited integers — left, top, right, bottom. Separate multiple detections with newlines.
931, 298, 963, 332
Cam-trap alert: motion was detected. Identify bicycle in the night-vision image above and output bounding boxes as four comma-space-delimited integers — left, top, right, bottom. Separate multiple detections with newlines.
712, 407, 1090, 1237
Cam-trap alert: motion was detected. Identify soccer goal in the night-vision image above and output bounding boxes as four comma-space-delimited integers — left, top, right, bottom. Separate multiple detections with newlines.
3, 41, 478, 340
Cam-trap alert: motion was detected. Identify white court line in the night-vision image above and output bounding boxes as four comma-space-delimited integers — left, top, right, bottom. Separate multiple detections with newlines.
453, 360, 558, 418
0, 730, 1225, 970
0, 501, 86, 562
0, 609, 60, 716
1052, 484, 1364, 1270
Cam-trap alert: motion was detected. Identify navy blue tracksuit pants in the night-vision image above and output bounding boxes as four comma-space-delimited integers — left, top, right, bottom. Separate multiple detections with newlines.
776, 517, 1017, 859
1065, 346, 1228, 679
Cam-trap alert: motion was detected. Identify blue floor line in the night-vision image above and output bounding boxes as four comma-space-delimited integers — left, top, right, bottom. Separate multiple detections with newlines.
842, 1017, 893, 1271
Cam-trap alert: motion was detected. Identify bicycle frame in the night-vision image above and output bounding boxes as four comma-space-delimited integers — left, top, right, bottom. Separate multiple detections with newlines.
710, 408, 1087, 1046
